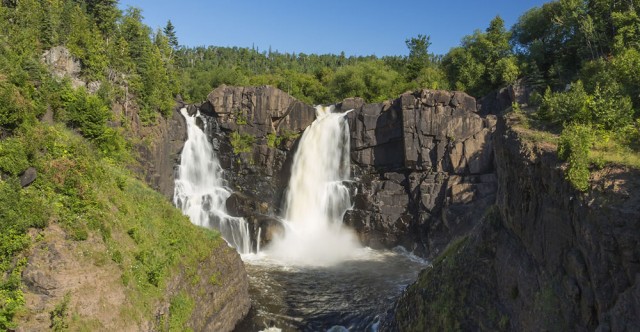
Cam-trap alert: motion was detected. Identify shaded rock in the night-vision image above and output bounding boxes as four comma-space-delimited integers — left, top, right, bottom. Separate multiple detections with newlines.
19, 166, 37, 187
135, 107, 188, 199
345, 89, 496, 257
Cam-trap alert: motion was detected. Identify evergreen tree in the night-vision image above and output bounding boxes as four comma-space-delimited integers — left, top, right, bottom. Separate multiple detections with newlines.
85, 0, 119, 39
164, 20, 178, 49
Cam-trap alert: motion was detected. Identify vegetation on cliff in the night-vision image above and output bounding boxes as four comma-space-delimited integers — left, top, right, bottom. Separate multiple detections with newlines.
0, 1, 224, 329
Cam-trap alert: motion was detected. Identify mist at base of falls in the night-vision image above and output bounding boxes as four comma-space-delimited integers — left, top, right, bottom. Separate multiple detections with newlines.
261, 105, 361, 267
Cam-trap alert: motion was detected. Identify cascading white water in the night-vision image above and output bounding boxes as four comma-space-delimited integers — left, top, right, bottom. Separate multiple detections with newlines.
265, 105, 360, 266
174, 108, 251, 254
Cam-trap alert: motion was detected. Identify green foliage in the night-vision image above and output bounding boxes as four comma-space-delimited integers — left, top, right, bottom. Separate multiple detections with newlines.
540, 82, 590, 125
230, 131, 255, 154
540, 81, 634, 132
164, 20, 179, 50
443, 16, 514, 96
266, 130, 300, 149
168, 292, 195, 332
405, 34, 432, 80
0, 81, 37, 131
0, 258, 26, 331
50, 293, 70, 331
331, 60, 401, 102
58, 86, 128, 159
558, 124, 595, 191
0, 137, 29, 176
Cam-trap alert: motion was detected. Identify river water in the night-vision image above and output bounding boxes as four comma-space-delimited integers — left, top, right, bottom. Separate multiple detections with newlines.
235, 248, 428, 332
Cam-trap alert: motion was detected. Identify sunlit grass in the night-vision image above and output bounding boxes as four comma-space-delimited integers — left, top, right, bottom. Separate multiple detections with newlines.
590, 139, 640, 169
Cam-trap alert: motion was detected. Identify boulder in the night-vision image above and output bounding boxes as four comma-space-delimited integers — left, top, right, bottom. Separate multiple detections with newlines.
19, 167, 37, 188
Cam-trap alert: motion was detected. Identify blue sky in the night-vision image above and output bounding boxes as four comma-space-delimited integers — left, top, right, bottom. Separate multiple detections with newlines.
118, 0, 550, 56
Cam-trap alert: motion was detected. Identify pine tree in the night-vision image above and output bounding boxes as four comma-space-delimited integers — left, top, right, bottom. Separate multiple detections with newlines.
163, 20, 178, 50
86, 0, 119, 39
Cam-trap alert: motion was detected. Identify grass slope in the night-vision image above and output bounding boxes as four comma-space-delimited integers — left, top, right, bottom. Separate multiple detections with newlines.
0, 122, 221, 330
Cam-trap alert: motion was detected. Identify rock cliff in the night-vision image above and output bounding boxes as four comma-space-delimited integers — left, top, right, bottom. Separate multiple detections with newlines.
384, 111, 640, 331
339, 90, 497, 257
188, 86, 497, 257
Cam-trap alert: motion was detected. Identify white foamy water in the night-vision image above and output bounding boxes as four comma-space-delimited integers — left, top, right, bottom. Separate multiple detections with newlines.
174, 108, 251, 254
263, 105, 361, 266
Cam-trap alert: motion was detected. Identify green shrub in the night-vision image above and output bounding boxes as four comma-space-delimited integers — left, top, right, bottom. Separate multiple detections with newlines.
0, 138, 29, 176
49, 293, 70, 331
558, 124, 595, 191
540, 82, 590, 125
230, 131, 255, 154
0, 83, 35, 131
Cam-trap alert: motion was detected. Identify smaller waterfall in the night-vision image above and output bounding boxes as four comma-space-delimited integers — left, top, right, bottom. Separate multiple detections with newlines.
266, 105, 360, 266
174, 108, 251, 254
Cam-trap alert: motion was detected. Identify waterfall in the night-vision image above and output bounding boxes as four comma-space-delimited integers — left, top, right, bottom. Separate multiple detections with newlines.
173, 108, 251, 254
266, 105, 360, 266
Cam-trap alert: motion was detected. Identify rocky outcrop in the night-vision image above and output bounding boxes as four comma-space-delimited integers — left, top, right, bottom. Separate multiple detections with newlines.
161, 243, 250, 332
41, 46, 97, 90
493, 113, 640, 331
385, 112, 640, 331
19, 166, 37, 187
18, 225, 249, 332
188, 86, 497, 258
190, 85, 315, 248
135, 106, 188, 199
340, 90, 497, 257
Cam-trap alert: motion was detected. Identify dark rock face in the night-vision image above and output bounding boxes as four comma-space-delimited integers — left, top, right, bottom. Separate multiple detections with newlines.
385, 112, 640, 331
189, 85, 315, 248
493, 114, 640, 331
185, 87, 497, 257
340, 90, 497, 257
200, 85, 315, 208
135, 107, 187, 199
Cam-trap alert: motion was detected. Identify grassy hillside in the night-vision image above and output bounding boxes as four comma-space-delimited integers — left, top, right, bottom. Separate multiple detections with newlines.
0, 122, 223, 330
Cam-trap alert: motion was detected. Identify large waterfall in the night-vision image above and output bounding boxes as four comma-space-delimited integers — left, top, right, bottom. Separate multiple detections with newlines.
174, 108, 251, 254
265, 105, 360, 266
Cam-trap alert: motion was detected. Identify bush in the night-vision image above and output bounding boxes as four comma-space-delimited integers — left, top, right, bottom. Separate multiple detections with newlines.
558, 124, 595, 191
0, 138, 29, 176
540, 81, 590, 125
230, 131, 255, 154
0, 83, 35, 131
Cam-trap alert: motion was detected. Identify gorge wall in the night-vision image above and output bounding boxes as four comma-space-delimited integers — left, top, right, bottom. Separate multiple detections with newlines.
384, 112, 640, 331
184, 85, 497, 258
143, 83, 640, 330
